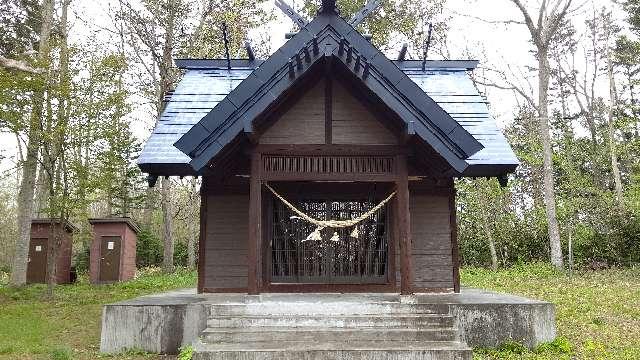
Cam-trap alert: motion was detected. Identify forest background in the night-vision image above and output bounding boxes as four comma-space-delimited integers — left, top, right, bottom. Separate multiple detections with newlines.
0, 0, 639, 285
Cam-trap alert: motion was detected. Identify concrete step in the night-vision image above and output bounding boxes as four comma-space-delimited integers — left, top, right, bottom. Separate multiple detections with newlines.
206, 314, 455, 328
200, 327, 459, 343
192, 340, 472, 360
208, 302, 450, 317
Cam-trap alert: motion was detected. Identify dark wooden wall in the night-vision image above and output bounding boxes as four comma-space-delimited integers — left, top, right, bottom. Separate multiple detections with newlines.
260, 79, 326, 144
199, 73, 459, 293
258, 76, 398, 146
122, 225, 137, 280
407, 181, 455, 291
202, 194, 249, 292
331, 80, 397, 145
394, 181, 455, 292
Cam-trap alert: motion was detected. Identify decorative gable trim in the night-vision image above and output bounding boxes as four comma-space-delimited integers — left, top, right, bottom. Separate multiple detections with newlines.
175, 13, 483, 173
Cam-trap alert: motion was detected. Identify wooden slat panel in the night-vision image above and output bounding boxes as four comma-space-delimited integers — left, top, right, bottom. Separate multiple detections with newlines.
262, 155, 395, 175
204, 195, 249, 290
408, 191, 454, 290
260, 79, 325, 144
332, 80, 398, 145
413, 255, 454, 267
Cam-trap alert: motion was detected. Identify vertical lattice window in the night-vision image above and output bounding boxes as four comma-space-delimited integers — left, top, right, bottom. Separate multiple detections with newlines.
270, 197, 388, 284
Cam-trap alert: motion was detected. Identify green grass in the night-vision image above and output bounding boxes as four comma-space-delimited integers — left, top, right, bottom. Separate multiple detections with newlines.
0, 267, 196, 360
1, 264, 638, 359
462, 263, 640, 359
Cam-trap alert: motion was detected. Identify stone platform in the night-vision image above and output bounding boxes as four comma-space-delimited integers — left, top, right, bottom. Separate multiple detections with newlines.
100, 289, 555, 356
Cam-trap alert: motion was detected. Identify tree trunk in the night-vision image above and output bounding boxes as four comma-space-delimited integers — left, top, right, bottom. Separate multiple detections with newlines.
479, 181, 498, 270
45, 219, 59, 299
607, 53, 624, 206
187, 178, 198, 269
538, 51, 564, 269
161, 177, 174, 272
34, 165, 49, 216
46, 0, 71, 299
10, 0, 55, 286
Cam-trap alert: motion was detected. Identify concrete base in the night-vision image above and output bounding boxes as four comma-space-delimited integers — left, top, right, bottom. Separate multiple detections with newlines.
100, 288, 555, 355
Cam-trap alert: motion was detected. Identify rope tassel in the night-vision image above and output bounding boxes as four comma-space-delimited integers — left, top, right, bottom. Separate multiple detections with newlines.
330, 231, 340, 242
350, 226, 359, 239
303, 226, 324, 242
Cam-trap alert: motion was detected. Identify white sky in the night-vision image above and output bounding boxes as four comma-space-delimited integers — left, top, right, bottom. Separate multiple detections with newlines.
0, 0, 626, 178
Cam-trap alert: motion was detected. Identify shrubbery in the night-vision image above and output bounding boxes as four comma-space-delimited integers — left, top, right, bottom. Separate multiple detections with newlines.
136, 228, 191, 268
458, 195, 640, 270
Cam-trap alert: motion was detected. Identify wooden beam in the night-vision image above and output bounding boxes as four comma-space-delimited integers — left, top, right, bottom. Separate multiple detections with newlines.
450, 181, 461, 293
395, 154, 413, 295
256, 144, 407, 156
248, 148, 263, 294
325, 75, 333, 144
197, 181, 208, 293
349, 0, 383, 27
262, 172, 397, 182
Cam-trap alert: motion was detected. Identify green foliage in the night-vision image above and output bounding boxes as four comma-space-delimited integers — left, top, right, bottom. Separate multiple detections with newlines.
301, 0, 448, 55
136, 228, 163, 268
174, 241, 189, 267
136, 227, 190, 268
535, 337, 572, 355
73, 247, 91, 274
0, 269, 196, 359
49, 347, 73, 360
464, 265, 640, 359
178, 344, 194, 360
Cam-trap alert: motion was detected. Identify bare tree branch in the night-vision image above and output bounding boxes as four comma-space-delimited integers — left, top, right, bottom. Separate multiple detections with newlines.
0, 55, 43, 74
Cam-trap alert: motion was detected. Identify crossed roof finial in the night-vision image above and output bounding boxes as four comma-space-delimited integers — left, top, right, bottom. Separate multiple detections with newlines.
319, 0, 337, 14
275, 0, 382, 29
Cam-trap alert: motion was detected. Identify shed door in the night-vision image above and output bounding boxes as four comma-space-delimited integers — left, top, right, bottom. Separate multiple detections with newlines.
27, 238, 48, 283
99, 236, 121, 282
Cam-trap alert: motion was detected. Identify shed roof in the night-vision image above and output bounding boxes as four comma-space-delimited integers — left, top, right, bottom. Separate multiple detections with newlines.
89, 217, 141, 234
31, 218, 79, 233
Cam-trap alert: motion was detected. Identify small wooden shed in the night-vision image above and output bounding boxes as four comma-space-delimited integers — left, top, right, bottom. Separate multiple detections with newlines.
89, 217, 140, 284
27, 218, 76, 284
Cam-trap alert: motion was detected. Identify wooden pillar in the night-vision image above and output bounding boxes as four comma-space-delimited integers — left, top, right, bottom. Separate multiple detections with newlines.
450, 182, 461, 293
248, 148, 262, 295
395, 154, 413, 294
197, 182, 208, 293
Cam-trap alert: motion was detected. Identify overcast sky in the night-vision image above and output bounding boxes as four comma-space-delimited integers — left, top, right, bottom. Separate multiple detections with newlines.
0, 0, 625, 177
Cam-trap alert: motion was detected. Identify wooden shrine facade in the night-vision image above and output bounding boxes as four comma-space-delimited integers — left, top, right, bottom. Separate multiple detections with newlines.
137, 3, 519, 295
196, 71, 463, 295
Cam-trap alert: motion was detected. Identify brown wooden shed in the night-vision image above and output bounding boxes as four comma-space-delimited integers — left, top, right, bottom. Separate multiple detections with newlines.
89, 217, 140, 284
27, 218, 76, 284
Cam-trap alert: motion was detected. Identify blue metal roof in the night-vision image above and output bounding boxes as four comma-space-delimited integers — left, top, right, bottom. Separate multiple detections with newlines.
137, 68, 253, 175
404, 69, 519, 170
138, 63, 518, 176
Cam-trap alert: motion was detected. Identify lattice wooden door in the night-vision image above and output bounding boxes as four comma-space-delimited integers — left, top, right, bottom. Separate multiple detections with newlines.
270, 197, 389, 284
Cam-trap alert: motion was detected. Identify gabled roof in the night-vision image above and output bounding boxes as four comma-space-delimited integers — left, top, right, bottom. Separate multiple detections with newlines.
173, 13, 484, 174
137, 64, 519, 177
